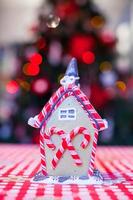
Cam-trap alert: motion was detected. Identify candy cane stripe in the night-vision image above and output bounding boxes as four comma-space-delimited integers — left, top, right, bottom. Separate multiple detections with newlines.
40, 141, 44, 146
56, 150, 63, 158
40, 153, 46, 160
52, 127, 90, 169
52, 159, 57, 169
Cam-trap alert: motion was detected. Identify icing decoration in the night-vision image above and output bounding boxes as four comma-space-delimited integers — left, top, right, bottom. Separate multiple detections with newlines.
28, 84, 108, 131
60, 75, 80, 86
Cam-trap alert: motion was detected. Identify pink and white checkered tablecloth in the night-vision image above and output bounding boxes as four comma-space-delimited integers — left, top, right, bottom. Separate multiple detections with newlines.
0, 144, 133, 200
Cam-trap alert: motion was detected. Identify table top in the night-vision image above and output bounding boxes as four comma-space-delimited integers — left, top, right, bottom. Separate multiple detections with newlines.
0, 144, 133, 200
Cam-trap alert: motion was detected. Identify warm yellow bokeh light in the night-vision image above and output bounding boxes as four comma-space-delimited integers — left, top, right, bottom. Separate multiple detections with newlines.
90, 16, 105, 29
17, 79, 30, 91
99, 61, 112, 72
116, 81, 126, 91
22, 63, 29, 75
58, 74, 64, 83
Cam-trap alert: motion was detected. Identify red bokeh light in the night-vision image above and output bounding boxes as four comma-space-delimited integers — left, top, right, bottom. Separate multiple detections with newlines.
90, 83, 111, 109
69, 34, 95, 61
82, 51, 95, 64
6, 80, 19, 94
32, 78, 49, 95
23, 63, 40, 76
56, 1, 78, 19
100, 31, 116, 47
32, 130, 40, 144
36, 38, 46, 50
29, 53, 43, 65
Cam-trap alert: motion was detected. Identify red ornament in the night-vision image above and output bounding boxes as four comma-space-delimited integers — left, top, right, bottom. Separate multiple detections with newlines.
82, 51, 95, 64
29, 53, 43, 65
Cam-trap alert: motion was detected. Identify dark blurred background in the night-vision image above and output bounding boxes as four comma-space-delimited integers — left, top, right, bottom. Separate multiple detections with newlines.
0, 0, 133, 145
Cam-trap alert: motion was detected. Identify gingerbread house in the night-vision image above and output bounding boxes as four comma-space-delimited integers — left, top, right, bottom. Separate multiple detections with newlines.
28, 58, 108, 178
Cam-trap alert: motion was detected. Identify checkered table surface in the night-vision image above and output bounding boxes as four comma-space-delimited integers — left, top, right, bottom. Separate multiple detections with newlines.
0, 144, 133, 200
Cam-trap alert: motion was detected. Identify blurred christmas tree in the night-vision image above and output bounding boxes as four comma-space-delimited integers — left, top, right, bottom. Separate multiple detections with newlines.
1, 0, 117, 143
34, 0, 116, 107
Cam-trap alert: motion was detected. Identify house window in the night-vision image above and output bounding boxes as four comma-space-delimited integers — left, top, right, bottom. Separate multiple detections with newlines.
59, 108, 76, 120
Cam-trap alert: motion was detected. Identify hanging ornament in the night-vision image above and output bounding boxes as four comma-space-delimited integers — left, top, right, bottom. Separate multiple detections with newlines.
46, 14, 60, 28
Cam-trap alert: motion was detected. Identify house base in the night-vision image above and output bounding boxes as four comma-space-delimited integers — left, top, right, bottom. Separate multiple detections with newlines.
32, 169, 121, 185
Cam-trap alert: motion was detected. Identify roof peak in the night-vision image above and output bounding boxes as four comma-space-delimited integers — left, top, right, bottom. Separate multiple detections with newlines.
65, 57, 79, 77
60, 57, 80, 86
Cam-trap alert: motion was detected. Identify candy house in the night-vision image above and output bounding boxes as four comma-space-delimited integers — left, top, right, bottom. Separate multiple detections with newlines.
28, 58, 108, 180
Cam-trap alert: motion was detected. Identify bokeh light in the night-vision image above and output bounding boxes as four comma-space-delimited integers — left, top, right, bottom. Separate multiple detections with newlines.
46, 14, 60, 28
32, 78, 49, 95
116, 81, 126, 91
56, 1, 78, 19
70, 35, 95, 60
100, 31, 116, 46
82, 51, 95, 64
36, 38, 46, 50
75, 0, 87, 5
100, 71, 117, 87
17, 79, 31, 91
90, 15, 105, 29
99, 61, 112, 72
29, 53, 43, 65
23, 63, 40, 76
6, 80, 19, 94
58, 74, 64, 83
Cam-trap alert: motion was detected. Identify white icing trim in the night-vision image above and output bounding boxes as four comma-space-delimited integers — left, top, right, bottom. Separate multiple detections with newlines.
103, 119, 108, 129
28, 117, 35, 126
28, 115, 39, 128
60, 76, 80, 86
100, 119, 108, 131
